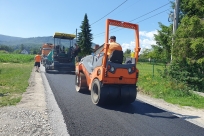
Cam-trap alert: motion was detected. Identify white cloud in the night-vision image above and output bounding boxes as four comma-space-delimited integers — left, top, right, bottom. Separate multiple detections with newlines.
121, 30, 158, 52
121, 42, 134, 52
139, 30, 158, 39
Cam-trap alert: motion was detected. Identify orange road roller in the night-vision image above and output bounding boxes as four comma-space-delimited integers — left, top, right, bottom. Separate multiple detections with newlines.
75, 19, 140, 105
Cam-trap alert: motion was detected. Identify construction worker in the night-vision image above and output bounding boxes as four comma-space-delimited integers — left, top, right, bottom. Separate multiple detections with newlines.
34, 53, 41, 72
73, 44, 81, 57
107, 36, 122, 58
73, 44, 81, 62
94, 44, 100, 52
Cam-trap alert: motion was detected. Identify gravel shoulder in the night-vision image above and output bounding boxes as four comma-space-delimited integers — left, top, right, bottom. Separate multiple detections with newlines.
0, 67, 204, 135
137, 91, 204, 128
0, 67, 69, 136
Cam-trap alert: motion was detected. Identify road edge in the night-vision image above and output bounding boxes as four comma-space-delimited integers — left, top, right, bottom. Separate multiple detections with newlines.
137, 91, 204, 128
40, 67, 70, 136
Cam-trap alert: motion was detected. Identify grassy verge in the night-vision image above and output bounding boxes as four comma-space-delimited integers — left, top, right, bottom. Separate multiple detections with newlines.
0, 53, 34, 63
137, 62, 204, 109
0, 63, 33, 107
0, 52, 34, 107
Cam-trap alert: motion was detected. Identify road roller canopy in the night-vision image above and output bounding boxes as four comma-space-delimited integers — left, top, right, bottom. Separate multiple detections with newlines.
53, 32, 76, 40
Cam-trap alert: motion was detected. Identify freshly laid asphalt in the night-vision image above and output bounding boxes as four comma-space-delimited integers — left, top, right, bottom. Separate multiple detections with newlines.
45, 71, 204, 136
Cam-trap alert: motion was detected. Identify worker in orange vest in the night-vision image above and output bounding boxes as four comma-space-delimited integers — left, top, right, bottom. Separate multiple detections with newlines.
34, 53, 42, 72
107, 36, 122, 58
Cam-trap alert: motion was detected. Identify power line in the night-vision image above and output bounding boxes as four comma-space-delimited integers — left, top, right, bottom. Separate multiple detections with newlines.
137, 9, 170, 23
129, 2, 170, 22
90, 0, 128, 26
111, 9, 170, 35
72, 0, 128, 35
93, 2, 171, 37
94, 8, 170, 38
109, 0, 141, 17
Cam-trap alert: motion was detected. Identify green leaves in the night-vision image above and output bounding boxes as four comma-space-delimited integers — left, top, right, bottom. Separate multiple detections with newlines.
190, 38, 204, 54
153, 23, 172, 62
180, 0, 204, 18
143, 0, 204, 92
77, 14, 93, 57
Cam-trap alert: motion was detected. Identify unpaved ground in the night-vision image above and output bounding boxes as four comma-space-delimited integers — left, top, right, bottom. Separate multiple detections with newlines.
0, 67, 204, 136
0, 68, 53, 136
137, 92, 204, 128
0, 67, 69, 136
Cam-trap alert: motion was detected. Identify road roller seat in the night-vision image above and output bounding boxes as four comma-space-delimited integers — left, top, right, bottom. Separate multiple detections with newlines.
109, 50, 123, 64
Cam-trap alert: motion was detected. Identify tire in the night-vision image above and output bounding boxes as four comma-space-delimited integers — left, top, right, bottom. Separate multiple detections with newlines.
120, 85, 137, 104
106, 86, 120, 104
91, 79, 107, 105
75, 72, 88, 92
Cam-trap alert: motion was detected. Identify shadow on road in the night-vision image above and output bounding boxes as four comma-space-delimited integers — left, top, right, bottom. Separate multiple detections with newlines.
99, 100, 200, 120
79, 90, 91, 95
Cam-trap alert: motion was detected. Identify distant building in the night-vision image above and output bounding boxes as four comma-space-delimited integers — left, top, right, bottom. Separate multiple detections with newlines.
21, 49, 29, 54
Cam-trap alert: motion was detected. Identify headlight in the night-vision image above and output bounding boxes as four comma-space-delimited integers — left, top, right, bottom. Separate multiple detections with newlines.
128, 68, 131, 73
97, 69, 101, 75
111, 66, 115, 72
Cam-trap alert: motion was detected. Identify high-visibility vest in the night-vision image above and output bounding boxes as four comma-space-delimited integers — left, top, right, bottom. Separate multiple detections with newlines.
131, 52, 135, 58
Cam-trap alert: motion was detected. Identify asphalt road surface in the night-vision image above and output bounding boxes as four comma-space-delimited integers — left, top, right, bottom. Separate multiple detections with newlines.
45, 72, 204, 136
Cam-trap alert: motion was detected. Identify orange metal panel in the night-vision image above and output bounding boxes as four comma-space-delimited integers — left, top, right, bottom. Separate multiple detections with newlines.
103, 78, 137, 85
76, 19, 141, 90
105, 19, 140, 64
107, 69, 136, 78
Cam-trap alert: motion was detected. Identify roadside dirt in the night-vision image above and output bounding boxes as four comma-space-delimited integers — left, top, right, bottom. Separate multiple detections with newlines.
17, 68, 48, 118
137, 91, 204, 128
0, 68, 53, 136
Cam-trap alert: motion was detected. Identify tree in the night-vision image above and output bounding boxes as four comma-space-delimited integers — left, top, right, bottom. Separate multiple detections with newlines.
124, 49, 131, 54
13, 49, 21, 54
149, 45, 165, 61
149, 0, 204, 91
168, 0, 204, 91
153, 23, 172, 62
77, 14, 93, 56
180, 0, 204, 18
0, 45, 14, 52
139, 48, 152, 59
123, 49, 131, 59
30, 47, 39, 55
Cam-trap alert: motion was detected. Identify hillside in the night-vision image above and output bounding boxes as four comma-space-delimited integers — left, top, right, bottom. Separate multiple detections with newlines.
0, 34, 54, 46
0, 34, 22, 41
0, 34, 96, 48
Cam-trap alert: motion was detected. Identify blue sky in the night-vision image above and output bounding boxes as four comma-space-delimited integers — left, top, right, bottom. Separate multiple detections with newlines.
0, 0, 173, 52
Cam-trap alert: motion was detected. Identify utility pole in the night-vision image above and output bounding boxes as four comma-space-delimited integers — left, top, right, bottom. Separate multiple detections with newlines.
169, 12, 174, 61
170, 0, 180, 61
174, 0, 180, 30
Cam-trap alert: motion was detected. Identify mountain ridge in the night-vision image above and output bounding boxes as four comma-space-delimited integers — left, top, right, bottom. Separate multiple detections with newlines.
0, 34, 54, 46
0, 34, 96, 49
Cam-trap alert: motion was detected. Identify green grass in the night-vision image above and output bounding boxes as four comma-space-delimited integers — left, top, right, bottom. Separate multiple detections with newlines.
0, 63, 33, 107
0, 52, 34, 107
0, 53, 34, 63
137, 62, 204, 109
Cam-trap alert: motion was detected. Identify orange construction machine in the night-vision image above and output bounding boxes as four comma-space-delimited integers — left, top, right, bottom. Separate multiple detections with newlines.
75, 19, 140, 105
44, 32, 76, 72
40, 43, 54, 65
